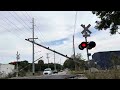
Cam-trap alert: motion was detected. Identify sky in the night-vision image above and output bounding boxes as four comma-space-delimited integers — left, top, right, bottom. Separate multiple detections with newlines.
0, 11, 120, 65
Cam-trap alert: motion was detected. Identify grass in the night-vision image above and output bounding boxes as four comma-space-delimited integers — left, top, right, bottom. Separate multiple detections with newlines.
70, 69, 120, 79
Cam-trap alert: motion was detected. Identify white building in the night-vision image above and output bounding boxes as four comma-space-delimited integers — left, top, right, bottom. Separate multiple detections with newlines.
0, 64, 15, 78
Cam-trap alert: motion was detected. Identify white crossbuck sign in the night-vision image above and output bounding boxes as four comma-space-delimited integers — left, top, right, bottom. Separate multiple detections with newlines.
81, 24, 91, 37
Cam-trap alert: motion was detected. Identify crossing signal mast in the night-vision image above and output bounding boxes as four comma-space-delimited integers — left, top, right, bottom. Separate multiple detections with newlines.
79, 24, 96, 70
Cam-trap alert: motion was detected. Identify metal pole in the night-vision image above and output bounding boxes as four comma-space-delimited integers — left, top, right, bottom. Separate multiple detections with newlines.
54, 51, 56, 70
32, 18, 35, 75
16, 51, 19, 77
46, 53, 49, 68
16, 51, 18, 77
73, 35, 77, 71
85, 36, 90, 71
60, 58, 62, 70
85, 37, 89, 61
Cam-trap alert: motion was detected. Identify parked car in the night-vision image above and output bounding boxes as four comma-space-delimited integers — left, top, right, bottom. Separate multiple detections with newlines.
52, 70, 58, 74
43, 68, 52, 75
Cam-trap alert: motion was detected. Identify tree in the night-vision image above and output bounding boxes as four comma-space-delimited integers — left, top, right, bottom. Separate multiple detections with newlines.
92, 11, 120, 34
63, 59, 75, 70
38, 60, 44, 71
14, 60, 29, 77
110, 53, 120, 69
38, 60, 44, 65
63, 53, 86, 70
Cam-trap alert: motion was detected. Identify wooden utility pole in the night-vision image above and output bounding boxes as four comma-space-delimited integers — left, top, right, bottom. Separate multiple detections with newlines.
16, 51, 20, 77
46, 53, 50, 68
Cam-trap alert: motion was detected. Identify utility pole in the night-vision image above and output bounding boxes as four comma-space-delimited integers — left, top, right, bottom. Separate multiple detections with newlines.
54, 51, 56, 70
30, 18, 38, 75
32, 18, 35, 75
16, 51, 20, 77
73, 35, 77, 71
26, 18, 38, 76
60, 58, 62, 70
73, 11, 77, 71
46, 53, 50, 68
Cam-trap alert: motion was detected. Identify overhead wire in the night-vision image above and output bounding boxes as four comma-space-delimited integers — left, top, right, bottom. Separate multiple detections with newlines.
13, 11, 32, 31
0, 12, 37, 63
2, 13, 29, 38
26, 11, 50, 46
8, 11, 32, 34
0, 15, 28, 39
24, 11, 75, 61
33, 11, 73, 57
24, 11, 49, 61
32, 12, 72, 54
26, 11, 59, 64
24, 11, 47, 44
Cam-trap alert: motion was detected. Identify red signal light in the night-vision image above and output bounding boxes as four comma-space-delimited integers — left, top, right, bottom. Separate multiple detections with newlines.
78, 42, 87, 50
78, 41, 96, 50
81, 42, 87, 48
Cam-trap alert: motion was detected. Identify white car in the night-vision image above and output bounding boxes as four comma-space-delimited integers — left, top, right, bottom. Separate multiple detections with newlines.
43, 68, 52, 75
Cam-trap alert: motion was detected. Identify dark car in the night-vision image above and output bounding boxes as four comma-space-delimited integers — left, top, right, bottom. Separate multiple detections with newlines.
53, 70, 58, 74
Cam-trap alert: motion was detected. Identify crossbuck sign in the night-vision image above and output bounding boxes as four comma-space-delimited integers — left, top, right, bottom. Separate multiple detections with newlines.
81, 24, 91, 37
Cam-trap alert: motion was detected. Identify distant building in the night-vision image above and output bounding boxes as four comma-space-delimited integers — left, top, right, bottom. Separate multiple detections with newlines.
92, 51, 120, 69
0, 64, 15, 78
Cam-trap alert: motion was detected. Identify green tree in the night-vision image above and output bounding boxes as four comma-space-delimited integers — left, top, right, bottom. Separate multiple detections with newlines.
63, 53, 86, 70
17, 60, 29, 77
38, 60, 44, 71
92, 11, 120, 34
110, 53, 120, 69
19, 60, 29, 72
63, 59, 75, 70
74, 53, 86, 70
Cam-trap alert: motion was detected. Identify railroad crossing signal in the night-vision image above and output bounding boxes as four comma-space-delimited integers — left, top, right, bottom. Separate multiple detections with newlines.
78, 42, 87, 50
78, 41, 96, 50
87, 41, 96, 49
81, 24, 91, 37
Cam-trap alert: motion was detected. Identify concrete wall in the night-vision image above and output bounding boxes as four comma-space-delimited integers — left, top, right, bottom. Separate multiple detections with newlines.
0, 64, 15, 78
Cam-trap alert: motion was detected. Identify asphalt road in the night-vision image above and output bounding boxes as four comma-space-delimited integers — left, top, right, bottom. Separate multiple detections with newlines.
9, 71, 88, 79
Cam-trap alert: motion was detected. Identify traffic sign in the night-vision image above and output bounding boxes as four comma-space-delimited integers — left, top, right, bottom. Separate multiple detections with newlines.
81, 24, 91, 35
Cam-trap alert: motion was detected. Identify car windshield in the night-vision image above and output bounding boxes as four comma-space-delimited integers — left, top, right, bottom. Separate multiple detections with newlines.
44, 68, 51, 71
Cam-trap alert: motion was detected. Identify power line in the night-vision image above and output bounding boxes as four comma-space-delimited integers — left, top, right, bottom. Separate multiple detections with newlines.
2, 15, 29, 38
27, 11, 69, 54
14, 11, 44, 44
20, 11, 32, 22
8, 11, 32, 34
25, 11, 49, 46
24, 11, 47, 44
25, 11, 76, 60
13, 11, 32, 30
25, 11, 31, 19
0, 17, 28, 39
